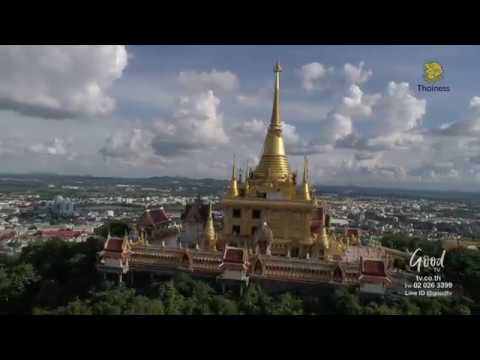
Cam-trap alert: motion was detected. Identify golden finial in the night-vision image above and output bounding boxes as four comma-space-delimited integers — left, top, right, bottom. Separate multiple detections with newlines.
274, 61, 282, 73
228, 154, 239, 197
244, 160, 249, 196
204, 201, 216, 251
321, 226, 330, 250
253, 62, 290, 180
271, 61, 282, 130
232, 153, 236, 180
303, 156, 309, 184
301, 156, 311, 201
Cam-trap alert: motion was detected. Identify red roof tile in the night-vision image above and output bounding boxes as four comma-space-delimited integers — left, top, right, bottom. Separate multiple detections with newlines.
223, 248, 245, 264
0, 231, 16, 242
102, 251, 122, 259
361, 260, 386, 277
312, 207, 325, 221
104, 238, 124, 252
140, 208, 171, 226
40, 229, 84, 240
360, 275, 391, 284
310, 223, 323, 234
220, 263, 248, 271
346, 228, 360, 237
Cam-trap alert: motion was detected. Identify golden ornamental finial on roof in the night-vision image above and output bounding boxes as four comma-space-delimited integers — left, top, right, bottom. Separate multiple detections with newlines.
302, 155, 312, 201
228, 154, 239, 197
204, 201, 216, 250
303, 156, 309, 184
232, 153, 237, 180
274, 61, 282, 73
253, 63, 289, 180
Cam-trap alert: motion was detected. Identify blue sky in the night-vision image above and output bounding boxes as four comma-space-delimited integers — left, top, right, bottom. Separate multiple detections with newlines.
1, 45, 480, 191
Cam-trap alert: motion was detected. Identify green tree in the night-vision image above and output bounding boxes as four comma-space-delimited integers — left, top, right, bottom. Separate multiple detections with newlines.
271, 293, 304, 315
333, 288, 363, 315
210, 296, 239, 315
124, 296, 164, 315
54, 298, 94, 315
0, 262, 37, 313
156, 281, 187, 315
190, 282, 216, 315
451, 304, 471, 315
444, 248, 480, 302
239, 284, 273, 315
398, 298, 421, 315
16, 238, 104, 311
90, 286, 137, 315
416, 298, 443, 315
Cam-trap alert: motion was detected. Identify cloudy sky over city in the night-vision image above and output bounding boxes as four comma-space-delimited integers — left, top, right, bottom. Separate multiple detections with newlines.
2, 45, 480, 191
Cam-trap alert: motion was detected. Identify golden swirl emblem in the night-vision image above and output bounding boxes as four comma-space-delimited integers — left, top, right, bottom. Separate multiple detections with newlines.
424, 61, 443, 83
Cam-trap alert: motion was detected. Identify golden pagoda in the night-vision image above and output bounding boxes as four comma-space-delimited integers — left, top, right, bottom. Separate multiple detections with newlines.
203, 201, 217, 251
253, 62, 290, 181
227, 155, 239, 198
301, 156, 311, 201
222, 62, 325, 258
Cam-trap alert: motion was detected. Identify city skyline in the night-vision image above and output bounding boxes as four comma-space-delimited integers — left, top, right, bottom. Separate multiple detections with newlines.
2, 45, 480, 191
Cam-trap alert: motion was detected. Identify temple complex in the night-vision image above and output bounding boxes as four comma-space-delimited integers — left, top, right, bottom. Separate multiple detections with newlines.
222, 62, 357, 261
97, 63, 406, 293
179, 197, 212, 247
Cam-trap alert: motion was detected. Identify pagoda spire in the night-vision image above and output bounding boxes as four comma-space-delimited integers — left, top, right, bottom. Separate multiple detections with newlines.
320, 227, 330, 250
244, 160, 250, 195
302, 156, 311, 201
302, 156, 309, 183
203, 201, 217, 251
253, 62, 290, 181
271, 61, 282, 130
228, 154, 239, 197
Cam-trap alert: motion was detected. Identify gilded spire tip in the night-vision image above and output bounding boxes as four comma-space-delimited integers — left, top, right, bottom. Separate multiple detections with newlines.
252, 63, 290, 181
270, 62, 282, 129
231, 154, 237, 179
303, 155, 309, 183
274, 61, 282, 73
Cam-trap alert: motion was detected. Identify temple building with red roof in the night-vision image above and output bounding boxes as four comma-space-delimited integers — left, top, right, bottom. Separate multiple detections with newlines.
96, 64, 404, 292
179, 197, 212, 247
358, 258, 391, 296
138, 207, 174, 242
98, 232, 131, 282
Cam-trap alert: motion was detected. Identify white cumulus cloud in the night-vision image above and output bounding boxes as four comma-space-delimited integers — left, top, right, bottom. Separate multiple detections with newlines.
178, 69, 239, 92
0, 45, 128, 119
30, 137, 68, 156
100, 128, 166, 167
373, 82, 426, 136
434, 96, 480, 137
299, 61, 372, 92
299, 62, 334, 91
344, 61, 372, 85
152, 90, 229, 156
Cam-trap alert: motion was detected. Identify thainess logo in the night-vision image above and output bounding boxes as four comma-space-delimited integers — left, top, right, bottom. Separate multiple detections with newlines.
417, 61, 451, 93
409, 248, 446, 273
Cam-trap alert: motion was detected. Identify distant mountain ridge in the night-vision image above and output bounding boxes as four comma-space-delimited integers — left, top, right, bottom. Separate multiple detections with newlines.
1, 173, 480, 202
